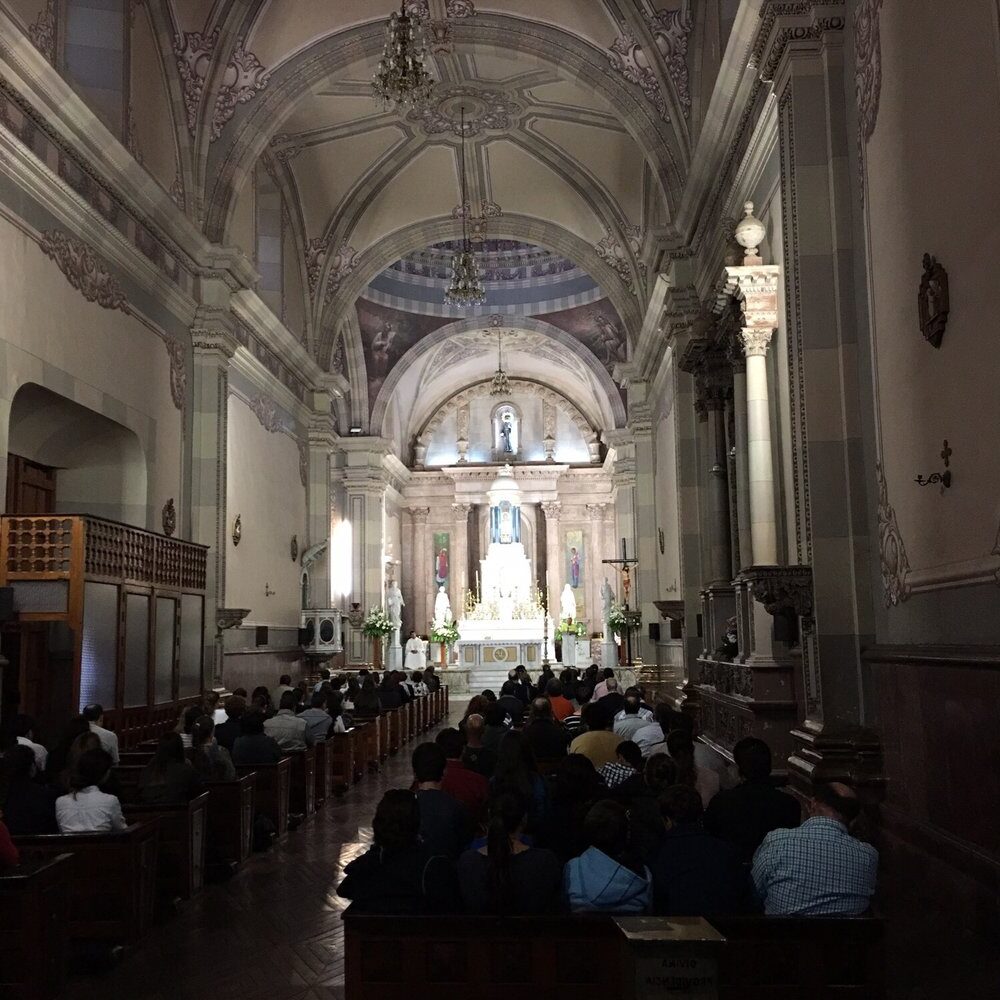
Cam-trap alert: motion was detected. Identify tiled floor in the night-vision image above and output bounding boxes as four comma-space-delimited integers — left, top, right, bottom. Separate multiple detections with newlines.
64, 715, 452, 1000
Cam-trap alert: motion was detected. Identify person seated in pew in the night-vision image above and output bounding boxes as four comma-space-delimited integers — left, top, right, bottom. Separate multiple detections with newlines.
422, 664, 441, 693
199, 690, 224, 726
596, 678, 626, 718
190, 717, 236, 782
410, 671, 429, 698
250, 687, 274, 718
297, 690, 334, 743
461, 714, 496, 779
10, 714, 48, 772
338, 789, 459, 914
326, 691, 349, 735
621, 755, 678, 860
56, 748, 127, 833
704, 737, 801, 864
545, 678, 575, 722
523, 697, 570, 761
0, 812, 18, 869
458, 792, 562, 915
563, 799, 652, 914
435, 728, 489, 826
232, 710, 283, 766
598, 740, 643, 791
214, 695, 246, 753
654, 730, 720, 810
353, 676, 381, 717
535, 753, 604, 863
272, 673, 295, 708
482, 703, 510, 753
615, 686, 655, 724
0, 745, 59, 834
377, 672, 403, 712
312, 667, 331, 694
60, 731, 122, 798
138, 733, 202, 804
412, 742, 472, 859
264, 691, 315, 751
751, 781, 878, 917
613, 695, 648, 742
496, 681, 526, 728
178, 704, 204, 748
44, 716, 90, 789
82, 704, 120, 764
562, 682, 594, 740
648, 784, 749, 917
568, 702, 622, 770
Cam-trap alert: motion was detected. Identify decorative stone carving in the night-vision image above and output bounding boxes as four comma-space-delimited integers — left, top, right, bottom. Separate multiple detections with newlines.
298, 440, 309, 488
426, 20, 453, 54
876, 462, 911, 606
161, 498, 176, 537
305, 236, 329, 295
854, 0, 884, 156
39, 231, 129, 313
247, 395, 283, 433
213, 39, 270, 140
739, 329, 774, 358
322, 242, 359, 304
408, 84, 522, 137
164, 337, 186, 410
28, 0, 56, 64
595, 225, 646, 293
216, 607, 250, 630
403, 0, 429, 15
742, 564, 814, 618
169, 173, 185, 209
446, 0, 475, 15
174, 30, 218, 135
918, 253, 949, 349
331, 333, 346, 376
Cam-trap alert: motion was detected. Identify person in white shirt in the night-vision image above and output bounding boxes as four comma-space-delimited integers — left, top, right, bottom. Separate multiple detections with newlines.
55, 747, 127, 834
12, 714, 48, 772
272, 674, 295, 708
613, 697, 648, 742
82, 704, 120, 765
312, 668, 332, 694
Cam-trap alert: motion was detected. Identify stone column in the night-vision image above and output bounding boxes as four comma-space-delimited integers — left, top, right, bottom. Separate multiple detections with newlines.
305, 389, 337, 609
702, 364, 733, 585
541, 500, 561, 618
190, 315, 239, 685
586, 502, 607, 632
730, 348, 752, 571
452, 503, 472, 617
410, 507, 430, 634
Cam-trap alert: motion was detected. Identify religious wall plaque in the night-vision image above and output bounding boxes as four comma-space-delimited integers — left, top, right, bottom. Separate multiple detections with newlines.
918, 252, 949, 348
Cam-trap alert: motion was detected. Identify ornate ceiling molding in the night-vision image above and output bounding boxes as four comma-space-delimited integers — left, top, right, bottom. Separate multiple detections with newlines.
39, 230, 129, 313
28, 0, 56, 64
407, 83, 522, 137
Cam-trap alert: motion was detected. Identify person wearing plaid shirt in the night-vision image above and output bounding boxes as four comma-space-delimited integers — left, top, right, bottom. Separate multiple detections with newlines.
752, 782, 877, 915
598, 740, 643, 790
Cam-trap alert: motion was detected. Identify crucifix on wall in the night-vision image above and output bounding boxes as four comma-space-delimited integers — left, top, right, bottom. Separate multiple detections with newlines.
603, 537, 639, 667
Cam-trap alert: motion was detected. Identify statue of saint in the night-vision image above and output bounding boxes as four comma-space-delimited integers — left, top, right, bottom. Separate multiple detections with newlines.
385, 582, 404, 628
434, 585, 453, 627
499, 410, 514, 453
601, 578, 615, 628
560, 583, 577, 623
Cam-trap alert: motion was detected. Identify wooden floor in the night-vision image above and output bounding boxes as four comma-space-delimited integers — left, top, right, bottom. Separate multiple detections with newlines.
63, 713, 454, 1000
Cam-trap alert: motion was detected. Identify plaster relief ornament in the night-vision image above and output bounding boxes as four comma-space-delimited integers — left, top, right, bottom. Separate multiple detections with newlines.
322, 243, 360, 304
39, 230, 129, 313
164, 337, 186, 410
408, 84, 522, 137
232, 514, 242, 547
918, 253, 949, 349
161, 498, 176, 537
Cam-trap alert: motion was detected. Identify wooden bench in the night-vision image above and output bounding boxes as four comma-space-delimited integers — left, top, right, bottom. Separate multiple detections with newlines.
0, 854, 72, 1000
237, 758, 291, 839
289, 747, 317, 816
327, 731, 354, 794
314, 739, 334, 807
14, 821, 159, 945
123, 792, 209, 904
203, 774, 255, 868
351, 723, 371, 782
388, 708, 402, 755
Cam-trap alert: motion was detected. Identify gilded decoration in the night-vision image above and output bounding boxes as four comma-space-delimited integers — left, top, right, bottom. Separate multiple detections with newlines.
876, 462, 911, 606
39, 230, 129, 314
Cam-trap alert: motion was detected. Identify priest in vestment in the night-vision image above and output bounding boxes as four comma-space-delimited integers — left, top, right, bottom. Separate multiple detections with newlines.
404, 630, 426, 671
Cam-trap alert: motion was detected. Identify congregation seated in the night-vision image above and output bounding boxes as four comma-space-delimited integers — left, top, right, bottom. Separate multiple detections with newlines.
298, 690, 335, 743
704, 737, 801, 863
0, 744, 59, 835
214, 695, 246, 752
458, 791, 562, 915
624, 755, 679, 858
435, 728, 489, 825
0, 813, 17, 869
491, 731, 547, 831
751, 781, 878, 916
56, 748, 126, 833
353, 676, 381, 717
613, 695, 648, 741
232, 710, 283, 766
272, 673, 295, 708
598, 739, 643, 791
596, 677, 625, 717
564, 799, 651, 914
44, 715, 91, 789
496, 681, 525, 727
536, 753, 605, 862
568, 702, 621, 769
562, 682, 593, 739
648, 784, 749, 917
83, 703, 120, 764
523, 696, 570, 760
264, 691, 314, 750
190, 717, 237, 782
591, 667, 616, 702
178, 704, 204, 748
545, 678, 575, 722
338, 789, 459, 914
460, 714, 496, 778
412, 742, 471, 859
482, 703, 510, 751
138, 733, 202, 804
658, 729, 720, 809
250, 686, 274, 717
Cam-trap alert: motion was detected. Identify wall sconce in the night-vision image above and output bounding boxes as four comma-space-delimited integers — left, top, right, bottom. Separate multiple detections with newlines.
914, 440, 952, 491
264, 581, 276, 597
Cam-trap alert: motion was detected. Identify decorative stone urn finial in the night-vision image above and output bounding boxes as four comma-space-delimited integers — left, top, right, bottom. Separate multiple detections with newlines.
734, 201, 766, 265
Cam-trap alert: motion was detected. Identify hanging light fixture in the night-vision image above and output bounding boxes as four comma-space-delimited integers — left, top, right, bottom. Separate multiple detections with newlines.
371, 2, 434, 110
489, 328, 510, 396
445, 106, 487, 308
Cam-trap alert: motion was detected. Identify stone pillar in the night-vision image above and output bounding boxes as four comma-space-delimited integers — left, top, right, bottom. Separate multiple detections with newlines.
190, 316, 239, 685
741, 324, 778, 565
541, 500, 561, 618
586, 502, 606, 632
703, 375, 733, 585
730, 351, 752, 572
452, 503, 471, 617
305, 389, 337, 609
409, 507, 430, 634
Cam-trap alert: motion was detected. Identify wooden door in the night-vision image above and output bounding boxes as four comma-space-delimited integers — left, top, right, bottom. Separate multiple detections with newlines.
6, 455, 56, 514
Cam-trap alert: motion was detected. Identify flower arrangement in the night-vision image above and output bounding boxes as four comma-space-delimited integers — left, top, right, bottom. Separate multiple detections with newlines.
431, 620, 461, 646
555, 619, 586, 639
607, 603, 639, 637
361, 606, 393, 639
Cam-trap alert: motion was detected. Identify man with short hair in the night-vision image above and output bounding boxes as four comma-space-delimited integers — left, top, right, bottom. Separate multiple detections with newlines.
568, 702, 620, 769
82, 704, 119, 764
523, 697, 570, 760
591, 667, 615, 702
598, 740, 643, 790
298, 690, 334, 743
435, 728, 489, 823
597, 677, 625, 717
751, 782, 878, 916
461, 714, 496, 778
545, 678, 575, 722
613, 696, 647, 742
312, 668, 331, 694
496, 681, 525, 727
263, 690, 314, 750
704, 737, 801, 862
562, 682, 593, 739
232, 710, 282, 766
615, 686, 654, 724
214, 695, 246, 752
11, 715, 47, 772
273, 673, 295, 706
412, 742, 471, 858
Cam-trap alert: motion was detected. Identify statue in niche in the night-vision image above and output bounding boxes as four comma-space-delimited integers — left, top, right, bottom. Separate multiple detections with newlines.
918, 253, 949, 349
498, 409, 515, 454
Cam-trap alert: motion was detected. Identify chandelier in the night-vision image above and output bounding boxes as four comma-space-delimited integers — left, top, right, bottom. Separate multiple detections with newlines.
489, 329, 510, 396
371, 2, 434, 110
445, 106, 486, 307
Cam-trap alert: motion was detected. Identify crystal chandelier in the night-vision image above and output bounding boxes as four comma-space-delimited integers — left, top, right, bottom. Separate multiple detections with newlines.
445, 106, 486, 307
489, 329, 510, 396
371, 2, 434, 110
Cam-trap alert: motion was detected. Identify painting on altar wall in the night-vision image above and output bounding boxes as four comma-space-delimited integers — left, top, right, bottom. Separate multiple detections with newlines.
565, 529, 585, 618
432, 532, 450, 589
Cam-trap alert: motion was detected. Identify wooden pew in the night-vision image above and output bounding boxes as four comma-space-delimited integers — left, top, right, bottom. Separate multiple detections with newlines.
237, 758, 291, 840
289, 747, 317, 816
351, 724, 371, 782
328, 731, 354, 794
203, 774, 255, 869
314, 739, 334, 807
14, 821, 159, 945
388, 708, 402, 755
0, 854, 72, 1000
123, 791, 209, 904
713, 916, 886, 999
351, 715, 382, 770
378, 713, 390, 761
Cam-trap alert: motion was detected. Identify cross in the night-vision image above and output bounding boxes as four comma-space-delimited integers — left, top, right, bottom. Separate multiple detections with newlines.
940, 439, 952, 468
603, 538, 639, 667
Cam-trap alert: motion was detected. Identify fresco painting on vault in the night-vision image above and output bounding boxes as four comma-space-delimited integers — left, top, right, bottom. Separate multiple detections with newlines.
540, 297, 626, 375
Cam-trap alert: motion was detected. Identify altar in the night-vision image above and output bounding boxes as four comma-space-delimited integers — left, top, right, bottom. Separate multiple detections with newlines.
457, 638, 543, 669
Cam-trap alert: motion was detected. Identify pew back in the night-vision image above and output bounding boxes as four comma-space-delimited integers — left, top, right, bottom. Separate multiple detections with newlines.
203, 774, 255, 867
